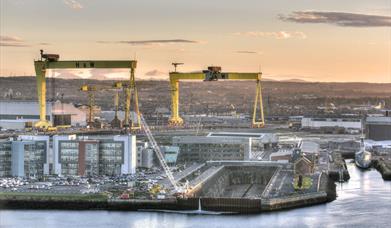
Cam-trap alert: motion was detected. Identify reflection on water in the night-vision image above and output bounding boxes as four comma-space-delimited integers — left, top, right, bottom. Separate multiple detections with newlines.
1, 160, 390, 228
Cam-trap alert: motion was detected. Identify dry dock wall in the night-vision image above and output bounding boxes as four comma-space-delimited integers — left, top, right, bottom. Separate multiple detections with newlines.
373, 159, 391, 180
194, 166, 277, 198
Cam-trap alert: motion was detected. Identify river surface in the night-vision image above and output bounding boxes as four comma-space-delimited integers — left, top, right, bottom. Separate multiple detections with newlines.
1, 160, 390, 228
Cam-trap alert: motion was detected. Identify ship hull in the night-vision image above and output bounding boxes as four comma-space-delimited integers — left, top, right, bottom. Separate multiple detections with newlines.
355, 151, 372, 169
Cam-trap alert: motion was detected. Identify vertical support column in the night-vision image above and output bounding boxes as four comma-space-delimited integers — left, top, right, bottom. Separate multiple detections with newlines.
130, 67, 141, 130
34, 61, 51, 128
114, 91, 119, 117
124, 86, 131, 128
252, 77, 265, 128
87, 92, 94, 127
168, 78, 183, 126
124, 61, 140, 131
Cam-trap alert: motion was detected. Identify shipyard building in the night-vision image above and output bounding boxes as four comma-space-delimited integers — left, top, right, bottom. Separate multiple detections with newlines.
366, 112, 391, 141
161, 146, 179, 166
0, 134, 137, 177
136, 143, 179, 168
136, 141, 154, 169
173, 132, 278, 163
301, 117, 361, 132
0, 100, 86, 130
0, 135, 50, 177
53, 135, 137, 176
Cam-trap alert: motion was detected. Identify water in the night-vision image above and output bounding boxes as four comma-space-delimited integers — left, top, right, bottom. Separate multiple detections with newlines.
1, 160, 390, 228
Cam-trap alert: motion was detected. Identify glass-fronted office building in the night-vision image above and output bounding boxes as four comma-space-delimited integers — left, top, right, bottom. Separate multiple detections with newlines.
53, 135, 136, 176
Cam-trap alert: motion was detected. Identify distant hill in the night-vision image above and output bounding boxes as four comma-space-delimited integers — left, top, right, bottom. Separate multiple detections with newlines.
0, 76, 390, 116
282, 78, 308, 83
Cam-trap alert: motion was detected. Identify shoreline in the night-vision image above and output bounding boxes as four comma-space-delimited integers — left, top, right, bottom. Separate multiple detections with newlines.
0, 177, 336, 214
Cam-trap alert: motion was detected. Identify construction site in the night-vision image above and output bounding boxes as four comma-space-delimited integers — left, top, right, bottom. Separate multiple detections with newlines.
1, 50, 390, 214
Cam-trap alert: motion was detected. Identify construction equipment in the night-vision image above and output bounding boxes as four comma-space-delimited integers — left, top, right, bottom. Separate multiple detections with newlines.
80, 85, 97, 128
120, 80, 141, 130
80, 82, 125, 129
111, 82, 122, 128
33, 50, 139, 130
140, 114, 181, 192
172, 62, 184, 72
168, 66, 265, 128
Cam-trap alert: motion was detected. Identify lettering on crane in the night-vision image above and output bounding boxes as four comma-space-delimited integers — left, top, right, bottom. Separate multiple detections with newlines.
75, 62, 95, 68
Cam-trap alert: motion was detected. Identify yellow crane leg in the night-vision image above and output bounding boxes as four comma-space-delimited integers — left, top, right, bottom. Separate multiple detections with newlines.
130, 67, 141, 130
34, 61, 52, 128
114, 91, 119, 116
168, 79, 183, 126
123, 67, 141, 131
252, 80, 265, 128
124, 87, 131, 128
87, 92, 94, 127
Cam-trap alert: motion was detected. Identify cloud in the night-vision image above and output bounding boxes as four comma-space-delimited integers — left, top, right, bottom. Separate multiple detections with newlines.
0, 42, 29, 47
279, 11, 391, 27
0, 36, 23, 42
97, 39, 200, 46
234, 31, 306, 39
235, 51, 260, 54
63, 0, 83, 10
0, 35, 29, 47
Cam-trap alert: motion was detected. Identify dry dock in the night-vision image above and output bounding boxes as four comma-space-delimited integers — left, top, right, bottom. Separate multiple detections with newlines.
0, 161, 337, 214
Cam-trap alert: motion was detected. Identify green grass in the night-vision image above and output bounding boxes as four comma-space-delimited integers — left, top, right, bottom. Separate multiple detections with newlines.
0, 192, 108, 201
293, 176, 313, 190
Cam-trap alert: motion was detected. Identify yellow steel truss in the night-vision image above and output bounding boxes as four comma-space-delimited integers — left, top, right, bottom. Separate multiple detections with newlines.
168, 69, 265, 127
34, 50, 140, 130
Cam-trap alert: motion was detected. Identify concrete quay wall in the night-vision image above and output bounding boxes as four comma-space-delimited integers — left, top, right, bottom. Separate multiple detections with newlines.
373, 159, 391, 180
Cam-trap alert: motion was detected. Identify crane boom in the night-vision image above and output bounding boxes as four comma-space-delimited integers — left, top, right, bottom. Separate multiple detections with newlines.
139, 115, 178, 190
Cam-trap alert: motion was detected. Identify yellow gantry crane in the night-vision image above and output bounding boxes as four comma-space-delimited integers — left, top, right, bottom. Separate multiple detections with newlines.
169, 66, 265, 128
34, 50, 140, 130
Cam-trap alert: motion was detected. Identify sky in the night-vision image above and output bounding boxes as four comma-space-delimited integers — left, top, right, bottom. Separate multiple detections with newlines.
0, 0, 390, 82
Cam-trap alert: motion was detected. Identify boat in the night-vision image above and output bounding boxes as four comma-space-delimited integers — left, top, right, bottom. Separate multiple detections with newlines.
355, 137, 372, 169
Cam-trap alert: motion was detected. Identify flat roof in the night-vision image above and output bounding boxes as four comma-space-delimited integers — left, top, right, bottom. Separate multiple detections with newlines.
300, 141, 320, 153
207, 132, 274, 138
366, 116, 391, 124
303, 117, 361, 122
0, 100, 52, 116
207, 132, 278, 143
270, 150, 293, 156
173, 136, 250, 144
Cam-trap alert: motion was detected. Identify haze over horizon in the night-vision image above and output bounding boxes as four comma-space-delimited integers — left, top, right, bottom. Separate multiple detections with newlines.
0, 0, 390, 83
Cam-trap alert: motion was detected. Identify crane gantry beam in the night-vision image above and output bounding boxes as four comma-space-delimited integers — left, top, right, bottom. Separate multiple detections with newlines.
168, 66, 265, 128
34, 50, 140, 130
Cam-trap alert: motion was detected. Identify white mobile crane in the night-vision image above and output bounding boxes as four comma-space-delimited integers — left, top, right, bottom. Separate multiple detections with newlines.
139, 115, 187, 194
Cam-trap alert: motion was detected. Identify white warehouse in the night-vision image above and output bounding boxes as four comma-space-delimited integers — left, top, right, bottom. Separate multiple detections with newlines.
0, 100, 86, 130
301, 117, 362, 130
